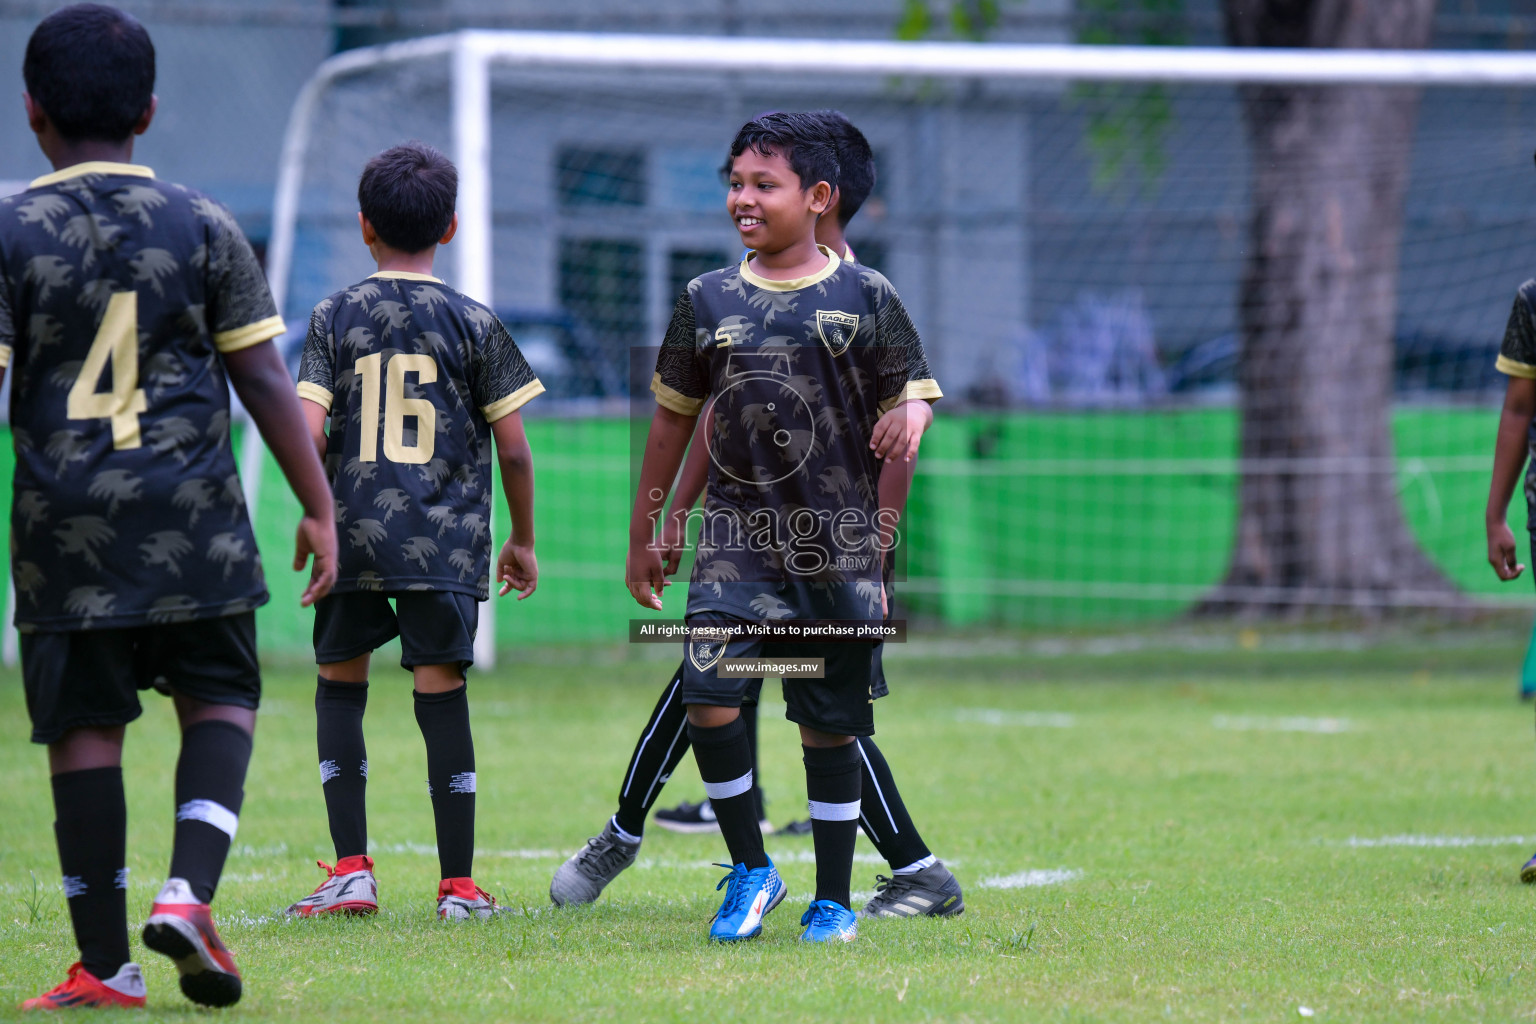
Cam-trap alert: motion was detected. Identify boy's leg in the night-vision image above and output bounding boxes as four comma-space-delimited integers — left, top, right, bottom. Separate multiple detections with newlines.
316, 655, 371, 861
687, 704, 767, 869
614, 665, 691, 838
21, 628, 144, 1006
139, 612, 261, 1008
50, 727, 132, 985
800, 728, 861, 910
855, 736, 933, 873
781, 641, 875, 941
413, 661, 475, 882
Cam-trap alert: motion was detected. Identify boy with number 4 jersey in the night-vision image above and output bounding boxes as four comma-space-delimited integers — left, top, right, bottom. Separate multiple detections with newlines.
9, 4, 338, 1010
286, 142, 542, 922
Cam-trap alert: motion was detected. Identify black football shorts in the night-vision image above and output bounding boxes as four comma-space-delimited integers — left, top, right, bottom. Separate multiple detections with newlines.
313, 590, 478, 670
22, 612, 259, 745
678, 615, 876, 737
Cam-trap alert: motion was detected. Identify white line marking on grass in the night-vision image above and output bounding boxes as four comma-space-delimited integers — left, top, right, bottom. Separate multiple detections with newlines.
955, 709, 1076, 728
1335, 835, 1536, 848
1211, 714, 1352, 733
762, 850, 886, 865
477, 849, 565, 860
978, 869, 1083, 889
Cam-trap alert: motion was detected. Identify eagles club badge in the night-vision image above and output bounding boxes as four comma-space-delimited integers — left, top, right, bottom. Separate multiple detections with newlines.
815, 310, 859, 357
688, 629, 728, 673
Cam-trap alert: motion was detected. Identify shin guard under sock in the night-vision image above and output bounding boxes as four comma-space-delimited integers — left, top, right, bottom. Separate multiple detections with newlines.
688, 715, 766, 869
804, 742, 862, 909
855, 736, 933, 872
52, 767, 130, 981
170, 720, 252, 904
316, 678, 369, 860
614, 668, 691, 838
414, 685, 475, 880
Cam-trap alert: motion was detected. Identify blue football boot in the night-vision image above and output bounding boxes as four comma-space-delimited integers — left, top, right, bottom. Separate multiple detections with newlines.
708, 860, 785, 941
799, 899, 858, 943
1521, 851, 1536, 884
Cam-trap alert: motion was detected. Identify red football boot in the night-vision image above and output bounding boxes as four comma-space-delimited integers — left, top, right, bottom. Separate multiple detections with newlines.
436, 877, 507, 921
284, 855, 379, 916
20, 961, 146, 1010
140, 878, 241, 1008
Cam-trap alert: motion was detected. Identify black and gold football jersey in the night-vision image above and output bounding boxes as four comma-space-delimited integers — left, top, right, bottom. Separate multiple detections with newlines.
652, 246, 940, 623
298, 271, 542, 598
0, 162, 285, 631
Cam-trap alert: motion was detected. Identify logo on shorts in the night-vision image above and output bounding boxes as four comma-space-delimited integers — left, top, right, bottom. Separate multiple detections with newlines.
688, 628, 729, 674
815, 310, 859, 357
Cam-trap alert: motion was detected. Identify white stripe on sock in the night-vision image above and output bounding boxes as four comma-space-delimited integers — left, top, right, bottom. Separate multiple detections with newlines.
448, 771, 477, 794
808, 799, 861, 822
702, 770, 753, 801
319, 759, 339, 784
623, 678, 681, 800
893, 854, 936, 875
856, 738, 899, 836
176, 798, 239, 839
114, 868, 130, 890
62, 875, 87, 898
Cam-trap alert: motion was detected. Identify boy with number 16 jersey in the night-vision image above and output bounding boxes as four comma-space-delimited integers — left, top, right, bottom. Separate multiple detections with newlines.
288, 143, 542, 921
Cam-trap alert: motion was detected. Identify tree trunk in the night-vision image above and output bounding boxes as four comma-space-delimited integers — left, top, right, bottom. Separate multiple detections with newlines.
1203, 0, 1458, 615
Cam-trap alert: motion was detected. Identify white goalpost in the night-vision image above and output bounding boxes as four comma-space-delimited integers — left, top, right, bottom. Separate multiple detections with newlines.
238, 32, 1536, 663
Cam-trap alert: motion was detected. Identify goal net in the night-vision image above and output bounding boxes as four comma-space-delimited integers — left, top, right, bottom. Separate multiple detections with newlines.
255, 32, 1536, 650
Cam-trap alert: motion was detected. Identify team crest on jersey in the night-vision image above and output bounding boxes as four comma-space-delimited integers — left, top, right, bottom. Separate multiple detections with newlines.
815, 310, 859, 357
688, 628, 729, 674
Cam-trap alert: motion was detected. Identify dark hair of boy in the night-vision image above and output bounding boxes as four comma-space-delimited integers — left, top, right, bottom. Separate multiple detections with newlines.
727, 111, 841, 196
357, 142, 458, 253
23, 3, 154, 142
809, 110, 875, 228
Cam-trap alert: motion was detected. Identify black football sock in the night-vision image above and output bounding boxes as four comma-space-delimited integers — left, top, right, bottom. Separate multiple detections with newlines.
742, 701, 766, 822
613, 667, 690, 839
688, 715, 766, 869
804, 742, 862, 909
169, 720, 252, 904
316, 677, 369, 860
52, 767, 130, 981
414, 684, 476, 880
855, 736, 934, 873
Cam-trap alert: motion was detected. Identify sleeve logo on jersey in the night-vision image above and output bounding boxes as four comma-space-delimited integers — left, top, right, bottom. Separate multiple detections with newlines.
815, 310, 859, 357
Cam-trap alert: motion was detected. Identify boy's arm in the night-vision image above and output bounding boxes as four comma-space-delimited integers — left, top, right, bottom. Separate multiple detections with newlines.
629, 405, 698, 610
1487, 376, 1536, 580
224, 341, 338, 605
660, 395, 715, 575
299, 399, 327, 460
490, 410, 537, 599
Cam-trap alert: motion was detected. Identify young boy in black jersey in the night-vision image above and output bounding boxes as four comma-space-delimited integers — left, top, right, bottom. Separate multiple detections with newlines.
551, 111, 963, 923
625, 112, 941, 943
6, 4, 339, 1010
1485, 278, 1536, 880
285, 143, 542, 922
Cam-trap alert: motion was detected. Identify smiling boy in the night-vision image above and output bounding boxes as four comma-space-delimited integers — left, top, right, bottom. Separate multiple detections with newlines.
626, 112, 940, 943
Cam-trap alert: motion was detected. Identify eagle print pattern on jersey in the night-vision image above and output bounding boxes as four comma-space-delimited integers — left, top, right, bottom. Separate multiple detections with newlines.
651, 249, 940, 623
0, 163, 283, 630
298, 272, 542, 598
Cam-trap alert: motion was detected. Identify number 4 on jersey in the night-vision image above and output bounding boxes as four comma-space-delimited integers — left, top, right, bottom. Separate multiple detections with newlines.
67, 290, 148, 450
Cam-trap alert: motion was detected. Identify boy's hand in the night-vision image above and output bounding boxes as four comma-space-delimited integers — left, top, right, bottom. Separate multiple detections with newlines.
295, 514, 338, 607
1488, 520, 1526, 581
497, 539, 538, 599
660, 510, 689, 576
870, 399, 933, 464
627, 541, 667, 610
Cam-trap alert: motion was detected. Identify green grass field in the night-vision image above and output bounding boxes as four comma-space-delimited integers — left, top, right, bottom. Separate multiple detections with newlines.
4, 632, 1536, 1021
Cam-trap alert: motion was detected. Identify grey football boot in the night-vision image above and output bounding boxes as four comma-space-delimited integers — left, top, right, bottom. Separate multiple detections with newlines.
549, 820, 640, 906
858, 860, 965, 919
